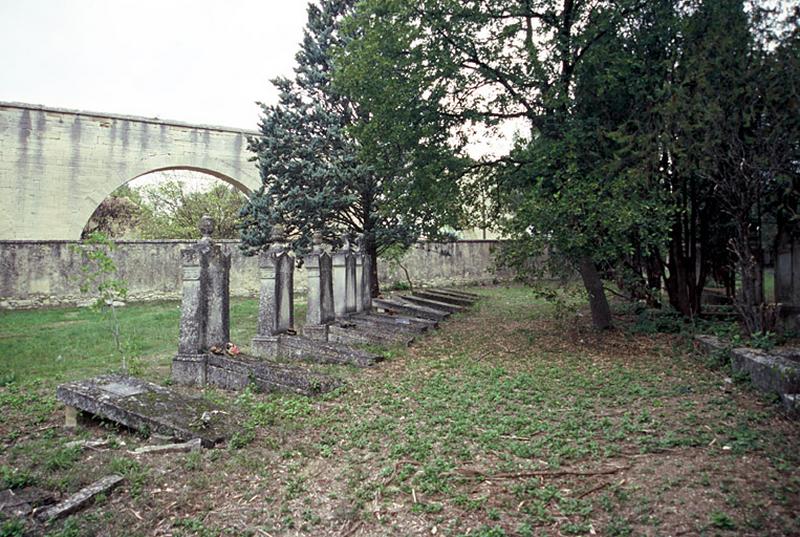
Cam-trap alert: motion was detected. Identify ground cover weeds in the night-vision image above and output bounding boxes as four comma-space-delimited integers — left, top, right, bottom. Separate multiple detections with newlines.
0, 286, 798, 535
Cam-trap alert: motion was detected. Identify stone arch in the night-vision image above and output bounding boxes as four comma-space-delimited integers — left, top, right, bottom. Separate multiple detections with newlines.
0, 102, 262, 239
75, 156, 261, 240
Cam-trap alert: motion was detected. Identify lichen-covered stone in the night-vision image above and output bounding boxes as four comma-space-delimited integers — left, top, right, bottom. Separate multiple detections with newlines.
279, 335, 380, 368
56, 375, 234, 447
730, 347, 800, 396
400, 294, 466, 313
372, 298, 449, 321
207, 353, 343, 394
413, 289, 475, 307
328, 322, 414, 347
35, 475, 123, 521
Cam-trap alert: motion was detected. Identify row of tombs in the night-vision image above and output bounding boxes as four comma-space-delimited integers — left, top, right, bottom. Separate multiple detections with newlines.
55, 217, 480, 447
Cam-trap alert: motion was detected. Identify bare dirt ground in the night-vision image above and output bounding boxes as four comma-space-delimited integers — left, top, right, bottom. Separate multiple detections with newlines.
2, 286, 799, 536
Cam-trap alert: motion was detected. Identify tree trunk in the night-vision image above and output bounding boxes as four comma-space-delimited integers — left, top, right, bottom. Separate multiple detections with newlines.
366, 238, 380, 298
578, 256, 612, 330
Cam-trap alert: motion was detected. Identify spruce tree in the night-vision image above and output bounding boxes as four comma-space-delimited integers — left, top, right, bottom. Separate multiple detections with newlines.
240, 0, 460, 295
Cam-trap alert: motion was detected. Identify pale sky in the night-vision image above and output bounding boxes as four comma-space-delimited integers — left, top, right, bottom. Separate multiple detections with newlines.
0, 0, 310, 130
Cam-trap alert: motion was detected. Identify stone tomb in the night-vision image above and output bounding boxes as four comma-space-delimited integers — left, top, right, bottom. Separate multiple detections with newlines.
412, 289, 477, 307
172, 215, 231, 386
248, 227, 381, 366
172, 219, 345, 391
56, 374, 235, 447
310, 234, 418, 347
372, 297, 451, 322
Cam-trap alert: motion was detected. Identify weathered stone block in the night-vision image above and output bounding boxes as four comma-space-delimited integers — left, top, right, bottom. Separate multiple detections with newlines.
413, 289, 475, 307
400, 294, 466, 313
440, 287, 480, 299
302, 323, 329, 342
328, 322, 414, 347
373, 298, 449, 321
0, 487, 54, 518
279, 335, 380, 368
35, 475, 124, 521
131, 438, 202, 455
251, 335, 281, 359
693, 334, 727, 355
206, 353, 343, 394
730, 347, 800, 396
344, 313, 429, 334
56, 374, 234, 447
172, 353, 208, 386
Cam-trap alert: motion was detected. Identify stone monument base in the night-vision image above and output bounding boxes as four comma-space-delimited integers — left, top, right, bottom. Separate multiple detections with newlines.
251, 335, 281, 359
172, 353, 208, 386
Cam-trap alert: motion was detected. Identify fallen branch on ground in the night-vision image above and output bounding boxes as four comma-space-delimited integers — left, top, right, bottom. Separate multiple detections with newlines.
452, 464, 630, 480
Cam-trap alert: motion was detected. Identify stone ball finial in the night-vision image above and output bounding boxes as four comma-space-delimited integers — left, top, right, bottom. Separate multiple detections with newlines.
270, 224, 287, 243
341, 233, 351, 251
199, 215, 215, 240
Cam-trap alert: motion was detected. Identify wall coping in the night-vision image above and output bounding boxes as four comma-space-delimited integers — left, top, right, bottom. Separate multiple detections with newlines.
1, 101, 259, 136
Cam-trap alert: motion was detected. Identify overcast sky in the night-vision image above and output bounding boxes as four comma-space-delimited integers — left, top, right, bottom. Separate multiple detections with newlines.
0, 0, 309, 130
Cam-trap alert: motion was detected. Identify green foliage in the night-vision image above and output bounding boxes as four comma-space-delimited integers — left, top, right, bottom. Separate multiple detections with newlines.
337, 0, 800, 329
70, 233, 129, 372
0, 520, 25, 537
748, 331, 777, 351
132, 179, 246, 240
240, 0, 461, 273
710, 511, 737, 530
0, 465, 34, 489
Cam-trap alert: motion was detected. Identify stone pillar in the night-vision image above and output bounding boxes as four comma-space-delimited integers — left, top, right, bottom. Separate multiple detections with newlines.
252, 225, 294, 358
205, 240, 231, 350
332, 235, 354, 318
173, 215, 231, 386
354, 239, 365, 313
303, 231, 335, 341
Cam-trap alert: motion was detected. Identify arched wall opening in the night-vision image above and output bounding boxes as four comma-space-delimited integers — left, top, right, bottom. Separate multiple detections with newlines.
82, 166, 252, 240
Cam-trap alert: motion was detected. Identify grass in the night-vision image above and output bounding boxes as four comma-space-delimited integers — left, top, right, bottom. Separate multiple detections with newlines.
0, 286, 799, 536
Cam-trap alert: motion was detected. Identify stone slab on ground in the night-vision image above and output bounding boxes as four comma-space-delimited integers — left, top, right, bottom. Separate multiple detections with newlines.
695, 334, 800, 408
56, 375, 234, 447
730, 347, 800, 396
278, 336, 380, 368
413, 289, 475, 307
64, 438, 114, 451
207, 353, 346, 393
400, 294, 467, 313
35, 475, 123, 521
328, 321, 415, 347
131, 438, 202, 455
439, 287, 481, 299
693, 334, 727, 354
358, 312, 438, 330
0, 487, 55, 518
343, 313, 429, 334
372, 298, 449, 322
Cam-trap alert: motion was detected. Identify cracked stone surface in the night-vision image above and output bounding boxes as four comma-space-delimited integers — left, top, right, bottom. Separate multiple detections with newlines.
56, 374, 235, 447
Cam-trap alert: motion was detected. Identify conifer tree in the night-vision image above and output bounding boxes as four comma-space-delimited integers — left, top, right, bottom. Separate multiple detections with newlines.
239, 0, 462, 295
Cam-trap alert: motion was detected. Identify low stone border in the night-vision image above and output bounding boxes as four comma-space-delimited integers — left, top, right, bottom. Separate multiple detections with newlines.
694, 335, 800, 416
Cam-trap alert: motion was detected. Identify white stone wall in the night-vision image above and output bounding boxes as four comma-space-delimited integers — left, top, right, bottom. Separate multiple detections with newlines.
0, 102, 260, 240
0, 240, 502, 309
